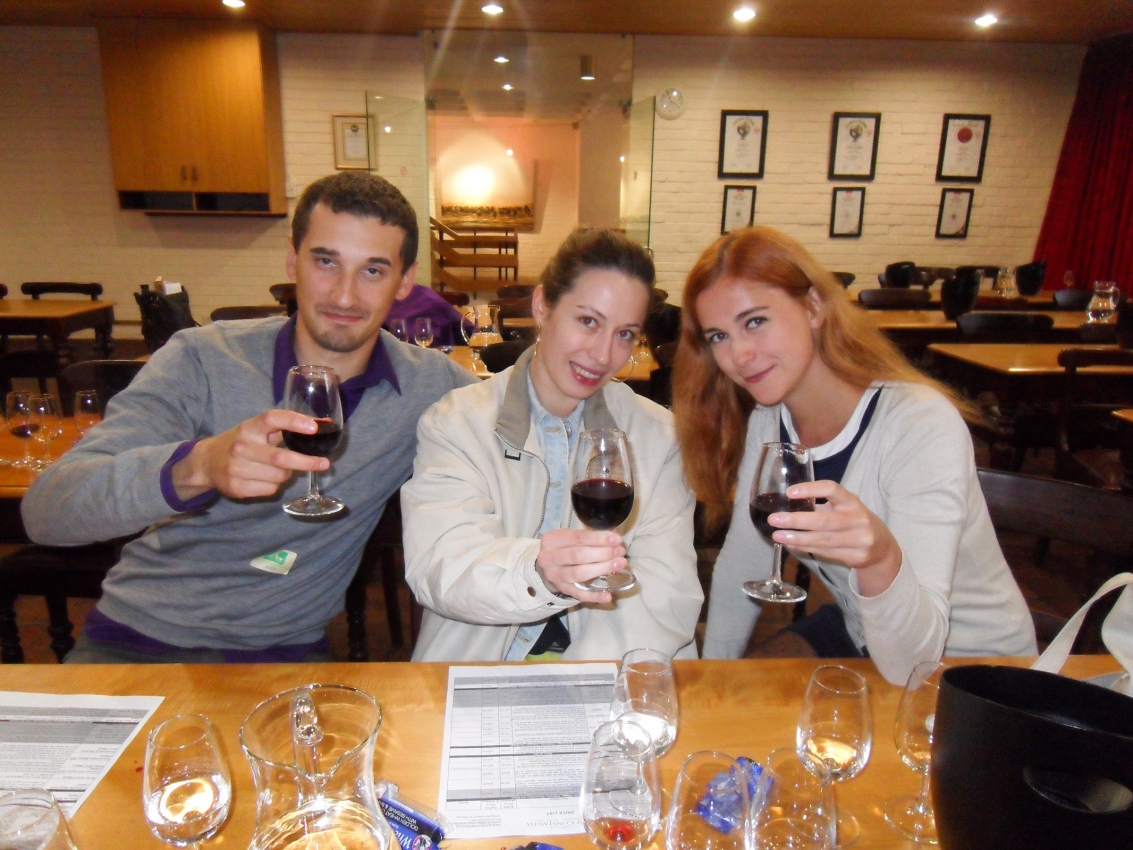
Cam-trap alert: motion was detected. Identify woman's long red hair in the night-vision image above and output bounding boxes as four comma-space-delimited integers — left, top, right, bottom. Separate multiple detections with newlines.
672, 227, 974, 532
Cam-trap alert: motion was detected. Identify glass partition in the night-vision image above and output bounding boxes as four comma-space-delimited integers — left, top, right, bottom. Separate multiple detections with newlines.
622, 96, 655, 248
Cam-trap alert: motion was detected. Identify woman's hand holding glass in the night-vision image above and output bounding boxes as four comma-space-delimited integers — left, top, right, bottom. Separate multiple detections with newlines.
535, 527, 625, 604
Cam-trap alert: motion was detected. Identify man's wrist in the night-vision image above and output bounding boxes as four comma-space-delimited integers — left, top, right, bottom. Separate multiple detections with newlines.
163, 440, 217, 510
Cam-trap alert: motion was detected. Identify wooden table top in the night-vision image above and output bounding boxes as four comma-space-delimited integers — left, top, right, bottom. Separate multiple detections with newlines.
927, 343, 1133, 375
0, 418, 82, 498
1114, 409, 1133, 426
0, 656, 1116, 850
447, 347, 657, 382
869, 310, 1087, 331
0, 300, 115, 319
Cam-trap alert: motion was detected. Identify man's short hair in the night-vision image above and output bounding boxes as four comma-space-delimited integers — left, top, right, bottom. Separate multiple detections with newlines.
291, 173, 418, 273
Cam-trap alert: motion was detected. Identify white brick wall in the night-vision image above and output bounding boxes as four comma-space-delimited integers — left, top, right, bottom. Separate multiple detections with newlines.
632, 35, 1085, 300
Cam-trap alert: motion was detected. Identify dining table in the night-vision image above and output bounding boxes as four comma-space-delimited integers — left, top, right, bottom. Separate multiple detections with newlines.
0, 300, 116, 364
447, 346, 658, 383
869, 310, 1089, 356
1115, 409, 1133, 495
0, 655, 1119, 850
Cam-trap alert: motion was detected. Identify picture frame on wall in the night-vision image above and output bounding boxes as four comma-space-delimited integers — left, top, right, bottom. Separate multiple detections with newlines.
936, 114, 990, 182
718, 110, 769, 179
721, 185, 757, 234
828, 113, 881, 180
333, 114, 371, 170
936, 188, 974, 238
829, 187, 865, 238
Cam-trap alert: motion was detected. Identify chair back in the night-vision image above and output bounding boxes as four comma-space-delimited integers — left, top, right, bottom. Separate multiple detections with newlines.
858, 288, 931, 310
58, 360, 145, 415
647, 341, 678, 408
1078, 322, 1118, 344
496, 284, 535, 299
134, 287, 198, 353
21, 282, 102, 301
209, 306, 287, 322
644, 303, 681, 348
831, 272, 855, 288
1014, 261, 1047, 296
882, 261, 916, 289
0, 349, 58, 396
1053, 289, 1093, 311
269, 283, 298, 316
437, 290, 470, 308
956, 311, 1054, 341
481, 339, 535, 373
0, 284, 8, 298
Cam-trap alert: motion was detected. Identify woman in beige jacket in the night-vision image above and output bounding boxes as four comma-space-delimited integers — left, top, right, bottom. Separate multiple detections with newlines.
402, 229, 703, 662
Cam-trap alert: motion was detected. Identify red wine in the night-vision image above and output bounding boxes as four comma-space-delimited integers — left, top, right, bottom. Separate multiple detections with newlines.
282, 418, 342, 457
750, 492, 813, 540
572, 478, 634, 529
9, 423, 40, 439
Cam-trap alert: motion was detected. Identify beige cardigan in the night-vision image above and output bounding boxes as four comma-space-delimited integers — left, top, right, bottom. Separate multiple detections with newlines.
702, 382, 1037, 684
402, 348, 703, 662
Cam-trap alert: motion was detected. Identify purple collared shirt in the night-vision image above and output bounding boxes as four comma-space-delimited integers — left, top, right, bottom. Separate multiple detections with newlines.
383, 285, 467, 347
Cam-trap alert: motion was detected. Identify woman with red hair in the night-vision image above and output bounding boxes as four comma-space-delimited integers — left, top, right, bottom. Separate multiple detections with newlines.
672, 227, 1034, 684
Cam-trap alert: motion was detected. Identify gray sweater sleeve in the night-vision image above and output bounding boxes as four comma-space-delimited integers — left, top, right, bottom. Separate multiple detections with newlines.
21, 332, 212, 545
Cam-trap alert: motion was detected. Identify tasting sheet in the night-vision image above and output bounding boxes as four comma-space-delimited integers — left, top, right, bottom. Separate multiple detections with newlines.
436, 663, 617, 839
0, 691, 163, 815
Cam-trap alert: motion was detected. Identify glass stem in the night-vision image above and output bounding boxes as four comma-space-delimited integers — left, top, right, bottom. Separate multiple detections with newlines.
914, 769, 933, 816
770, 541, 785, 585
307, 471, 321, 500
22, 438, 30, 465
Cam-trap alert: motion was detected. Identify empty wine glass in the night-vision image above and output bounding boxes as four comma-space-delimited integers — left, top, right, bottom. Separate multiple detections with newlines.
143, 714, 232, 848
745, 442, 814, 603
389, 318, 408, 342
0, 790, 80, 850
752, 748, 836, 850
796, 665, 872, 847
7, 391, 36, 470
582, 717, 661, 850
413, 317, 434, 349
29, 394, 63, 468
665, 751, 750, 850
280, 365, 345, 517
884, 661, 946, 844
74, 389, 101, 438
571, 428, 636, 593
609, 648, 678, 756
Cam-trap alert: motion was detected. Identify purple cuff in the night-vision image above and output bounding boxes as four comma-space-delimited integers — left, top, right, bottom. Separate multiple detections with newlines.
160, 440, 216, 512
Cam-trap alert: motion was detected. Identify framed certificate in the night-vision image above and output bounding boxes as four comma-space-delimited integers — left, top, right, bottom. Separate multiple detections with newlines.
718, 110, 768, 179
721, 185, 757, 234
333, 115, 371, 170
828, 113, 881, 180
829, 187, 865, 238
936, 114, 990, 182
936, 188, 974, 238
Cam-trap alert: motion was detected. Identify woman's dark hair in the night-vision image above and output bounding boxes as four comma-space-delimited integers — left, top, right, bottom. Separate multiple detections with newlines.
291, 172, 418, 272
540, 228, 655, 306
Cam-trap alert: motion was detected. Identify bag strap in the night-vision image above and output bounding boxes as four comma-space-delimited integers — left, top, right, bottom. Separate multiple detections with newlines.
1032, 572, 1133, 674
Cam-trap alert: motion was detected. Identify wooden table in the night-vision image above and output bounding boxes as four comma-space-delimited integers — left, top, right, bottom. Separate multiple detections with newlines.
0, 300, 116, 363
0, 656, 1117, 850
0, 419, 82, 540
447, 347, 658, 383
870, 310, 1088, 356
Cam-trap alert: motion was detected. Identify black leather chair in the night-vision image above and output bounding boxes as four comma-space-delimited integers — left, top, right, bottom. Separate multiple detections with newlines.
882, 261, 916, 289
858, 288, 931, 310
1054, 289, 1093, 311
956, 311, 1055, 342
496, 284, 535, 299
0, 349, 57, 397
831, 272, 855, 288
21, 282, 102, 301
135, 286, 198, 353
1015, 261, 1047, 296
481, 339, 535, 373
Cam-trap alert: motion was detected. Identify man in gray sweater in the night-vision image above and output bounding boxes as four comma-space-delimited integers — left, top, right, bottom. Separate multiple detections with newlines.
21, 172, 476, 662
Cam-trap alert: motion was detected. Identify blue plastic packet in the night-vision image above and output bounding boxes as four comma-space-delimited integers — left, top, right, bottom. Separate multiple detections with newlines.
377, 781, 448, 850
694, 756, 764, 834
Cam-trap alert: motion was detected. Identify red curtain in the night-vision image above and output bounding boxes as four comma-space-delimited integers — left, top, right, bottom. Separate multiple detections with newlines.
1034, 34, 1133, 294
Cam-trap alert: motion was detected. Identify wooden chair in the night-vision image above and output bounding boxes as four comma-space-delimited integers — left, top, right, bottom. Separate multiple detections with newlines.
858, 288, 931, 310
269, 283, 297, 316
882, 261, 916, 289
57, 360, 144, 415
481, 339, 535, 373
831, 272, 855, 288
21, 282, 102, 301
1054, 348, 1133, 492
209, 306, 287, 322
497, 284, 535, 299
977, 468, 1133, 650
0, 349, 58, 396
437, 290, 470, 308
956, 311, 1054, 342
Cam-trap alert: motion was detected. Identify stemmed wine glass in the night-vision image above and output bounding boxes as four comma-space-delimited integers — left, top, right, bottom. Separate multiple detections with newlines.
6, 391, 38, 470
571, 428, 636, 593
29, 394, 63, 468
582, 717, 661, 850
74, 389, 101, 439
751, 748, 836, 850
413, 317, 434, 349
389, 318, 408, 342
281, 365, 345, 517
665, 751, 751, 850
796, 665, 872, 848
884, 661, 946, 844
744, 442, 814, 603
0, 790, 80, 850
609, 648, 678, 757
143, 714, 231, 848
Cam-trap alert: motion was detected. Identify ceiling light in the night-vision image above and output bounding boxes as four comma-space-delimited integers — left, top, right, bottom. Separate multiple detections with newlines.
482, 3, 503, 14
384, 126, 391, 133
506, 149, 514, 156
222, 0, 245, 7
494, 55, 509, 63
502, 83, 513, 91
580, 55, 595, 81
733, 7, 756, 21
975, 13, 998, 26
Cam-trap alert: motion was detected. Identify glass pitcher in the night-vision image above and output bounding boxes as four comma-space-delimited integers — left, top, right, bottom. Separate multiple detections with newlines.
240, 684, 392, 850
1087, 280, 1120, 323
461, 304, 503, 368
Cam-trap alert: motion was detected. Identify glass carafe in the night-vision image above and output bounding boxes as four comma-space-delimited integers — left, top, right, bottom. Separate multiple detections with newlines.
1087, 280, 1120, 323
240, 685, 392, 850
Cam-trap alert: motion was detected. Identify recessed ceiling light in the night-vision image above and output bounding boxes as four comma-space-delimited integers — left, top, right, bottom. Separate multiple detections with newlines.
975, 13, 998, 27
482, 4, 503, 14
494, 55, 509, 64
502, 83, 513, 91
222, 0, 245, 7
733, 7, 756, 22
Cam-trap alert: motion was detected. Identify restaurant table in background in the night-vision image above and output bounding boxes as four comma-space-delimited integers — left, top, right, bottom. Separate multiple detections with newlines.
0, 418, 81, 541
1115, 409, 1133, 495
872, 310, 1089, 356
0, 300, 116, 364
0, 656, 1117, 850
446, 346, 657, 383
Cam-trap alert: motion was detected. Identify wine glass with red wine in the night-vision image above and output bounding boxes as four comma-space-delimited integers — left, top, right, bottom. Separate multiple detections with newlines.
571, 428, 636, 593
281, 365, 345, 517
744, 441, 814, 603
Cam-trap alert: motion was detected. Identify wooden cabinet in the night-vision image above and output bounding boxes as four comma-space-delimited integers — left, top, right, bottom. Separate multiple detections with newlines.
97, 19, 286, 215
